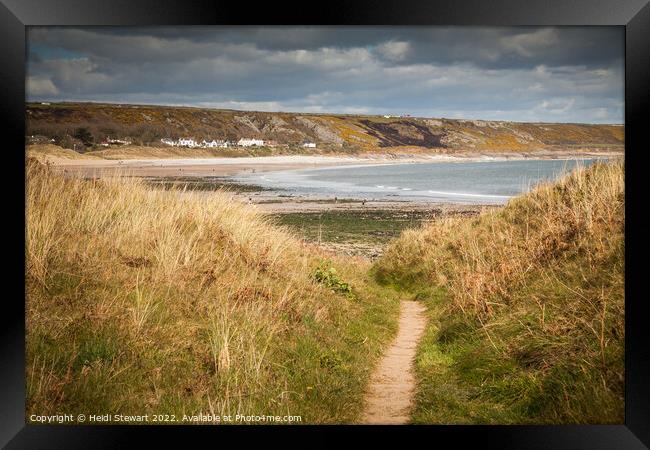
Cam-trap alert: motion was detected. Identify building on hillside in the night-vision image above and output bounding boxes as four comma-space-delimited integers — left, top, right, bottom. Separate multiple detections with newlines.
27, 135, 51, 144
178, 138, 197, 147
102, 137, 132, 146
302, 142, 317, 148
202, 139, 231, 148
237, 138, 264, 147
161, 137, 232, 148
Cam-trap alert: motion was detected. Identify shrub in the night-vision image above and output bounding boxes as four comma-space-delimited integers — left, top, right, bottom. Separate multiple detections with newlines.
312, 262, 355, 298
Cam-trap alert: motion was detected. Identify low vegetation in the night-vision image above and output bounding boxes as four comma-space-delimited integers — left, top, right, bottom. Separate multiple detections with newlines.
26, 143, 332, 161
312, 263, 355, 299
25, 159, 401, 424
26, 144, 102, 162
374, 160, 624, 423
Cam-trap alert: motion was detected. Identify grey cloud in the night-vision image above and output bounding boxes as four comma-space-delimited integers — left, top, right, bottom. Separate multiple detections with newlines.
26, 26, 624, 123
28, 26, 623, 68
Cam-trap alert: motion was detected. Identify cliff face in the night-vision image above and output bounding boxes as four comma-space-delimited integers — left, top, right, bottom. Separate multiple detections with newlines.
26, 102, 624, 153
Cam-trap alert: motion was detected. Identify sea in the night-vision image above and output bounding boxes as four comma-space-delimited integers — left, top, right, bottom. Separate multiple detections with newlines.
231, 158, 610, 204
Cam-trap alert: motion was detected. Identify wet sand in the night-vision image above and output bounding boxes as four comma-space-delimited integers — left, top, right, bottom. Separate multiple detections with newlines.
241, 195, 496, 215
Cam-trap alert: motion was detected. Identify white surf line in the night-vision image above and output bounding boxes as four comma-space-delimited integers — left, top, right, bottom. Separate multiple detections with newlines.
427, 190, 512, 199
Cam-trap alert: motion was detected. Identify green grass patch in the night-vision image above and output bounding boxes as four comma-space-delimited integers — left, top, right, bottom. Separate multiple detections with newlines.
274, 209, 431, 245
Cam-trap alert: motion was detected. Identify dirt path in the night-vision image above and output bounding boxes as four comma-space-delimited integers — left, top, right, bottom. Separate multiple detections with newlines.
361, 300, 427, 424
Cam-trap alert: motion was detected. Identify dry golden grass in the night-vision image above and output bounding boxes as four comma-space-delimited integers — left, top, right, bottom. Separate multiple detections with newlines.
375, 160, 625, 423
27, 144, 102, 162
25, 158, 400, 423
25, 152, 625, 424
86, 145, 249, 159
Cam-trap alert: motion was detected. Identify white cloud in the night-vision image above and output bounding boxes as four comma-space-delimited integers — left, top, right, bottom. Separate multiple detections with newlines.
377, 41, 411, 61
26, 76, 59, 96
536, 98, 576, 114
192, 100, 283, 111
500, 28, 560, 58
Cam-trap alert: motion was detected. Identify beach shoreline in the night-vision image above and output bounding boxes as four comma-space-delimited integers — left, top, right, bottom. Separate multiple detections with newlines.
42, 150, 623, 178
39, 151, 620, 218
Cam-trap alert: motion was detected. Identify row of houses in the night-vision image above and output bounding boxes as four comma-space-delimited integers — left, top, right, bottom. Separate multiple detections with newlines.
161, 138, 317, 149
160, 137, 266, 148
100, 137, 132, 147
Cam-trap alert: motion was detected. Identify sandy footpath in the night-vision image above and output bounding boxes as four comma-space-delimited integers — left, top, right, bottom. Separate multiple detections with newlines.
361, 300, 428, 424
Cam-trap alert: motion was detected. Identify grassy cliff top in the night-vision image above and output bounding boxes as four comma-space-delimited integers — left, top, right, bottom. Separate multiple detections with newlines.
27, 102, 624, 154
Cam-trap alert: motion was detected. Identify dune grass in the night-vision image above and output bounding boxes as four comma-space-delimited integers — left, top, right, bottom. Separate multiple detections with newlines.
25, 159, 401, 424
373, 160, 625, 424
26, 143, 344, 162
25, 155, 625, 424
26, 144, 102, 162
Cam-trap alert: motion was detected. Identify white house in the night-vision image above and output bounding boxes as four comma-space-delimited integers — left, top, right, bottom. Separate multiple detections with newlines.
178, 138, 197, 148
302, 142, 317, 148
202, 139, 231, 148
237, 138, 264, 147
103, 137, 132, 146
161, 137, 232, 148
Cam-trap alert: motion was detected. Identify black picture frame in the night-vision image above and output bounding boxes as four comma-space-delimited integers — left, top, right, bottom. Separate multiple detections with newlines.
2, 0, 648, 447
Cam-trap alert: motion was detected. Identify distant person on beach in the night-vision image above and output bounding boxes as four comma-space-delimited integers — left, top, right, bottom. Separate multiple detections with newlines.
334, 197, 338, 203
362, 199, 366, 206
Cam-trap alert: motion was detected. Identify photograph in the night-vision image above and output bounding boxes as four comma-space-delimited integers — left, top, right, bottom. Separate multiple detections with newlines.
24, 24, 626, 427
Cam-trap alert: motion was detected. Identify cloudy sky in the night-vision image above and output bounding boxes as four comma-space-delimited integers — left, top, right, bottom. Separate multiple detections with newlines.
26, 26, 624, 124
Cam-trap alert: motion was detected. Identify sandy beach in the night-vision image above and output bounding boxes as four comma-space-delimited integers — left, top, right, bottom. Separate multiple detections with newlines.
43, 151, 622, 179
45, 154, 375, 177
